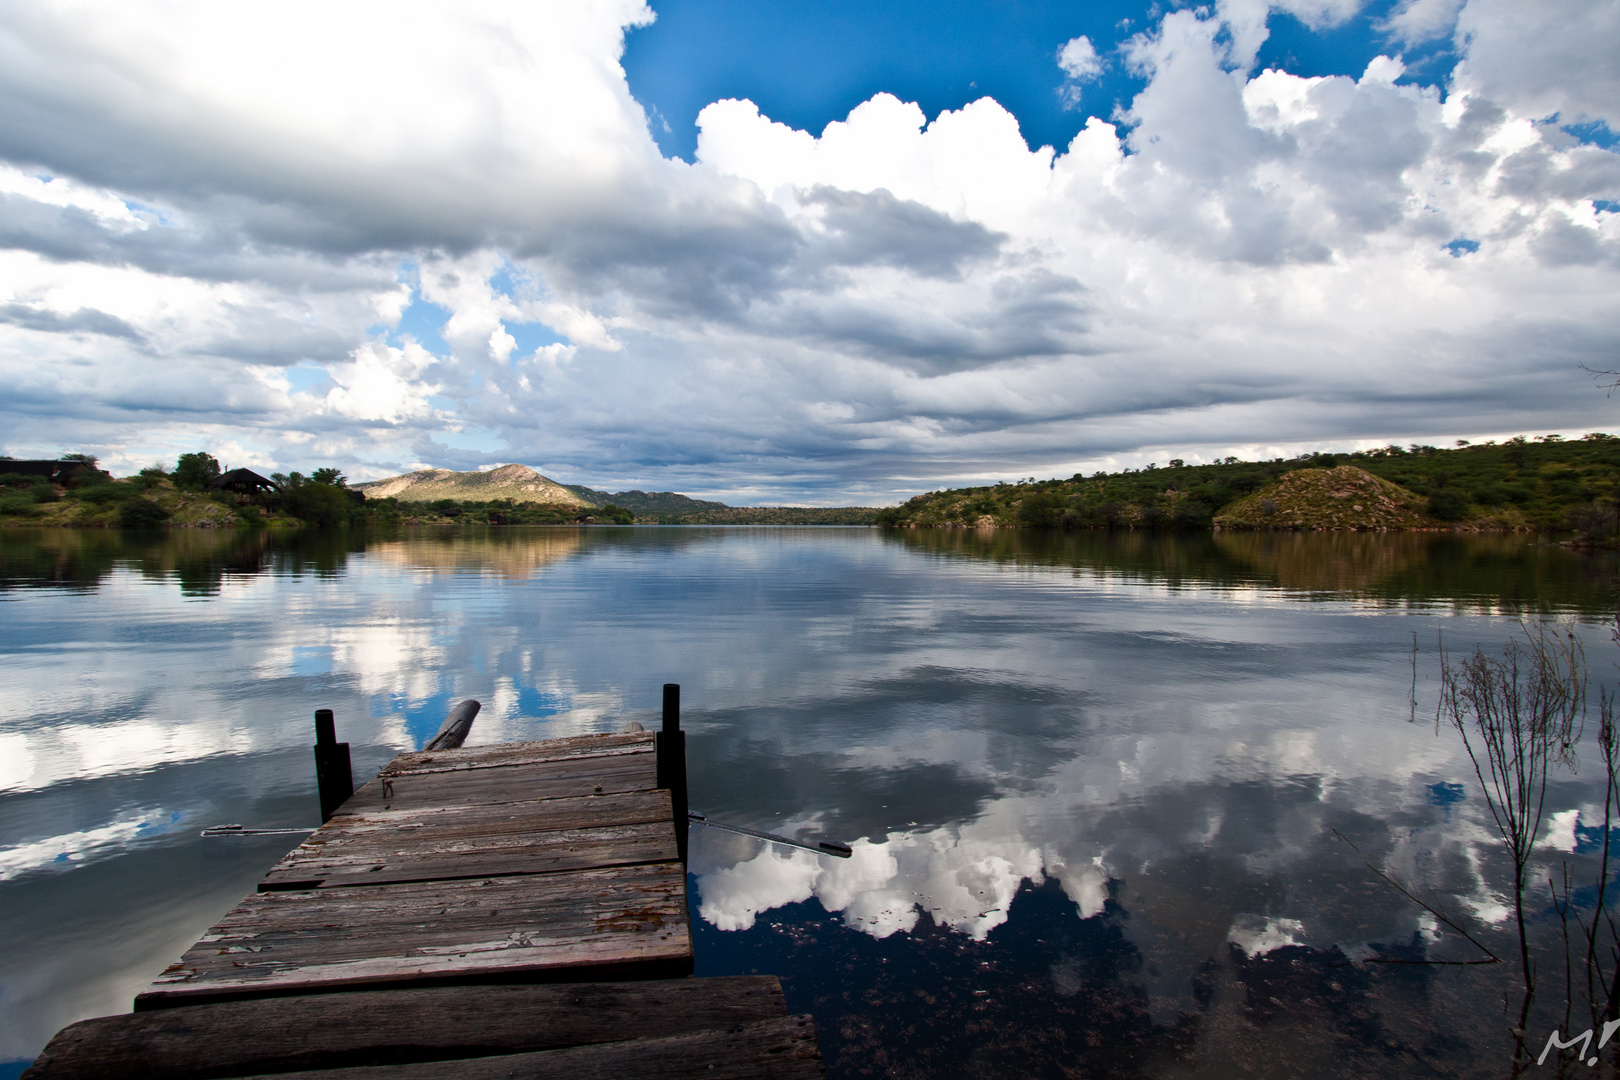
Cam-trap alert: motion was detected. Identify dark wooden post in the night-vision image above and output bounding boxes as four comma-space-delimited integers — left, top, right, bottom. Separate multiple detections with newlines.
313, 708, 353, 824
424, 699, 480, 751
655, 683, 688, 864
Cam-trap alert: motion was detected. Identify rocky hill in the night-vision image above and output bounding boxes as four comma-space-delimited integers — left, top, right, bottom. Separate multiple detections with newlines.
354, 465, 595, 506
1213, 466, 1436, 530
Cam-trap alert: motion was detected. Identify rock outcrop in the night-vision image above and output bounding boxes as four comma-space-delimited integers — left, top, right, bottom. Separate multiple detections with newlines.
354, 464, 595, 507
1214, 466, 1436, 530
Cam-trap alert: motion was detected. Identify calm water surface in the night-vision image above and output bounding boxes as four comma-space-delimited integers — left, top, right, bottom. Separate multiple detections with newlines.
1, 527, 1617, 1078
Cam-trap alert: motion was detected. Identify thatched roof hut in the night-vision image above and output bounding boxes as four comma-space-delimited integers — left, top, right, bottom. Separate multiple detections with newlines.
211, 468, 279, 495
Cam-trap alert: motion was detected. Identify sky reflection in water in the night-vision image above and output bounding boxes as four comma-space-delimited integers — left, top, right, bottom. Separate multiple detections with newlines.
0, 527, 1615, 1077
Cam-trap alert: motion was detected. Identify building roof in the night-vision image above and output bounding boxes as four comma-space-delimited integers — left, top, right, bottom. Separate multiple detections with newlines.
211, 468, 278, 491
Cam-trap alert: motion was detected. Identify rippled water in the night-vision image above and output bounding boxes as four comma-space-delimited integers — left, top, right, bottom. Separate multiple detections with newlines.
1, 527, 1616, 1078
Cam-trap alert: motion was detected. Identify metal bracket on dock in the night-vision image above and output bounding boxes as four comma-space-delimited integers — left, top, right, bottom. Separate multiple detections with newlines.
688, 812, 853, 859
201, 824, 317, 837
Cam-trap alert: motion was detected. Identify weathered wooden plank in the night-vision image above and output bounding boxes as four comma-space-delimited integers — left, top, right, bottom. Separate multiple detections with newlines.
262, 810, 676, 892
260, 821, 673, 891
384, 732, 653, 777
261, 790, 676, 891
24, 978, 786, 1080
335, 753, 655, 817
232, 1016, 825, 1080
136, 863, 692, 1008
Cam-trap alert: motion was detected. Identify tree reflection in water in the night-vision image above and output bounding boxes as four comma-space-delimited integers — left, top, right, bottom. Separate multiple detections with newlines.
2, 526, 1615, 1077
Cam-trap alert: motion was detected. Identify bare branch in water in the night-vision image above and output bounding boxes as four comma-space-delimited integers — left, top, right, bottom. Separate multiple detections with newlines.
1332, 828, 1501, 966
1438, 619, 1587, 1015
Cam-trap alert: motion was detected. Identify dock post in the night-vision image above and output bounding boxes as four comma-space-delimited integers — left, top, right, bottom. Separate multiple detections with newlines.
656, 684, 688, 863
313, 708, 353, 823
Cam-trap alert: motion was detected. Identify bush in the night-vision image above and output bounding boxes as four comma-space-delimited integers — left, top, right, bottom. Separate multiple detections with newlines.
1171, 499, 1213, 528
119, 498, 171, 528
1568, 502, 1618, 539
0, 472, 34, 487
1428, 488, 1470, 521
595, 503, 634, 525
0, 493, 39, 516
1015, 492, 1069, 528
29, 482, 59, 503
75, 483, 133, 505
173, 451, 222, 492
285, 482, 353, 528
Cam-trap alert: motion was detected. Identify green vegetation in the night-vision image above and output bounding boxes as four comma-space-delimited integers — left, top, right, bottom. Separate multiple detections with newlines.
563, 486, 728, 517
557, 486, 877, 524
876, 434, 1620, 534
0, 455, 637, 529
384, 497, 634, 526
631, 505, 879, 525
119, 497, 171, 528
12, 431, 1611, 533
172, 451, 223, 491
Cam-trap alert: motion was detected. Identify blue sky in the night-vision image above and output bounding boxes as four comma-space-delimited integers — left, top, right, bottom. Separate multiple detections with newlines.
0, 0, 1616, 502
623, 0, 1458, 160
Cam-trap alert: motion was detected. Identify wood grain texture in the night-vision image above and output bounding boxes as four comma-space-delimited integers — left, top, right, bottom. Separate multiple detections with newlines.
422, 700, 480, 752
335, 754, 655, 817
232, 1016, 825, 1080
260, 791, 676, 891
136, 863, 691, 1008
384, 733, 653, 777
24, 978, 786, 1080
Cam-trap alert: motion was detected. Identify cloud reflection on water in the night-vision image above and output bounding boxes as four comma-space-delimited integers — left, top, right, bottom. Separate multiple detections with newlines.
1, 526, 1616, 1075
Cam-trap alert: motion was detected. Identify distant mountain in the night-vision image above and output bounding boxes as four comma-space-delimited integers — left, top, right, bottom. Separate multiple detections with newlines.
354, 467, 880, 525
563, 487, 730, 516
354, 465, 594, 507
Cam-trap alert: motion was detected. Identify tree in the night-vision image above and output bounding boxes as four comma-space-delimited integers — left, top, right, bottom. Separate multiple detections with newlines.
119, 498, 170, 528
173, 452, 222, 491
311, 467, 347, 488
285, 483, 353, 527
1428, 488, 1470, 521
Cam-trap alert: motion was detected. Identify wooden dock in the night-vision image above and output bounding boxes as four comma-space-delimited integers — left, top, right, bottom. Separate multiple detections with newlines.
23, 709, 828, 1078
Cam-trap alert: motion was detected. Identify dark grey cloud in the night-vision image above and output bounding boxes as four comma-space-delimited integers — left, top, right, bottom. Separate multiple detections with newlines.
0, 302, 142, 341
0, 0, 1616, 499
0, 192, 401, 294
801, 186, 1004, 279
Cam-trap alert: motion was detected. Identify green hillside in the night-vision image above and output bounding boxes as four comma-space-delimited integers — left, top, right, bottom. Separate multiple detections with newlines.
564, 487, 729, 516
875, 434, 1620, 533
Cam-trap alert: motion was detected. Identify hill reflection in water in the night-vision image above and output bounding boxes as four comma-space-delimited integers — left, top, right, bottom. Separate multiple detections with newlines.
0, 526, 1615, 1077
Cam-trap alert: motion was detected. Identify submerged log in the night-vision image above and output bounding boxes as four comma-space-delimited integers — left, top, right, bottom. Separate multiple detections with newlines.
424, 699, 480, 751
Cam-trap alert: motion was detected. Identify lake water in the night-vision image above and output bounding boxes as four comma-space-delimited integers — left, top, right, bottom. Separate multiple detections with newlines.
1, 526, 1616, 1078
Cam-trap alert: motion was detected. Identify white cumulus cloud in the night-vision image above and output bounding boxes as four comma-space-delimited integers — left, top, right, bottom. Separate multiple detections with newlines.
0, 0, 1615, 499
